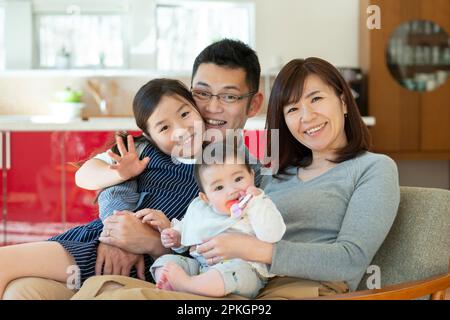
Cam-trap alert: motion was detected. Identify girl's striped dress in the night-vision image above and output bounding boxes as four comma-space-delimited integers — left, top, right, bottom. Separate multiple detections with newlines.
48, 143, 199, 285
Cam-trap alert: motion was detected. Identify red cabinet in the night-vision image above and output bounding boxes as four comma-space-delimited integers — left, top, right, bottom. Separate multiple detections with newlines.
3, 132, 64, 245
243, 130, 267, 161
63, 131, 115, 225
1, 132, 5, 246
63, 131, 141, 226
0, 130, 139, 246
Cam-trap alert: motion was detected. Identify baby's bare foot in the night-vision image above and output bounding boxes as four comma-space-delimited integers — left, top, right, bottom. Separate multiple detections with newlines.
156, 267, 174, 291
163, 262, 192, 292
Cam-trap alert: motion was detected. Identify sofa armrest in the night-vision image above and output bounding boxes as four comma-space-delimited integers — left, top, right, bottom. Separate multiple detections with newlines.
310, 272, 450, 300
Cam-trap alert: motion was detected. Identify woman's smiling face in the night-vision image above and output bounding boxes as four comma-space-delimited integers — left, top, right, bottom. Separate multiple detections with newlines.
147, 94, 204, 158
283, 74, 348, 157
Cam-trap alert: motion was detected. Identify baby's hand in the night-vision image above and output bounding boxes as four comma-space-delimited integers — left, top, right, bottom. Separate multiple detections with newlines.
107, 134, 150, 180
246, 186, 261, 197
134, 209, 170, 232
161, 228, 181, 248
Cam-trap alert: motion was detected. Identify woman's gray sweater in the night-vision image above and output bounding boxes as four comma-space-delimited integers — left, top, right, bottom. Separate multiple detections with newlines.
261, 152, 400, 291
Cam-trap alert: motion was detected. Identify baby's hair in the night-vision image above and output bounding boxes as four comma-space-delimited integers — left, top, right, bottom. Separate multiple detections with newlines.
194, 141, 252, 193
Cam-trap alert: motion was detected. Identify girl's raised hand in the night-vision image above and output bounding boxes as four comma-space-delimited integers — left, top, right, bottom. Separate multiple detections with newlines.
107, 134, 150, 180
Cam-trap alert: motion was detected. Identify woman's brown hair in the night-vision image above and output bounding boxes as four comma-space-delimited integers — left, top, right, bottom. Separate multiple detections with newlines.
266, 57, 371, 177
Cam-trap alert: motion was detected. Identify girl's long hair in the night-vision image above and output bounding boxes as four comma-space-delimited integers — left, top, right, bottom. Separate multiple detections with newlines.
74, 78, 198, 167
111, 78, 198, 155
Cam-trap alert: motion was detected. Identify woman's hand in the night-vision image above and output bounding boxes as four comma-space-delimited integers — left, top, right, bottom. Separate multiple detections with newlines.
133, 209, 171, 232
100, 211, 164, 257
196, 233, 274, 266
107, 134, 150, 180
95, 243, 146, 280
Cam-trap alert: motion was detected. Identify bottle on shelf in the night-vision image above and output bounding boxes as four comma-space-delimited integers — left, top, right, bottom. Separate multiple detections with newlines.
432, 46, 441, 65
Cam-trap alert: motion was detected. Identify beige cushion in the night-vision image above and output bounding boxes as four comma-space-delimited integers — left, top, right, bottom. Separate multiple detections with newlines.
70, 275, 348, 300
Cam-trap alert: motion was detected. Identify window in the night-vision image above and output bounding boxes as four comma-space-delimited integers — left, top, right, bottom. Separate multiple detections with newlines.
0, 5, 4, 70
36, 13, 125, 69
156, 1, 255, 71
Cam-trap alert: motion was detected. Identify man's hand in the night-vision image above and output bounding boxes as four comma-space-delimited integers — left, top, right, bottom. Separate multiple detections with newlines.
100, 211, 163, 256
95, 243, 146, 280
133, 209, 171, 232
161, 228, 181, 248
107, 134, 150, 180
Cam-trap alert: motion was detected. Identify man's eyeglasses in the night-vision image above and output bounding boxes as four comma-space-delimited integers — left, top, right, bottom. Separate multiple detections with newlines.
191, 89, 256, 104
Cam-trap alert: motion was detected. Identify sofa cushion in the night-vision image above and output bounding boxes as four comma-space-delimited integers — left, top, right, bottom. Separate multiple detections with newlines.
358, 186, 450, 291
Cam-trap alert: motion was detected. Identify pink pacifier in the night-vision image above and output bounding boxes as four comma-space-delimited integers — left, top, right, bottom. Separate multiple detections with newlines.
226, 194, 253, 219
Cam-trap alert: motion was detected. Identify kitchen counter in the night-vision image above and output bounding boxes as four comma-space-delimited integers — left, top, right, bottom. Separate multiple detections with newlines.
0, 115, 140, 132
0, 115, 376, 131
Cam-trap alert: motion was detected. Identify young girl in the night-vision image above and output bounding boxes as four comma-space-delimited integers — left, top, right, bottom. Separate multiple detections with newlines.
0, 78, 205, 298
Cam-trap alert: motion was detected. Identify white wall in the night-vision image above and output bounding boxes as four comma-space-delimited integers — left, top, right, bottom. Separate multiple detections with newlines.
254, 0, 360, 72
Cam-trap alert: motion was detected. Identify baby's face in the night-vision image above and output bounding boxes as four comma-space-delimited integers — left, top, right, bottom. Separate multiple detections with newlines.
200, 163, 254, 215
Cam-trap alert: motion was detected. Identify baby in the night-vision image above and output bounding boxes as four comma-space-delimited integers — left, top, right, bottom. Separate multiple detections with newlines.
149, 143, 286, 298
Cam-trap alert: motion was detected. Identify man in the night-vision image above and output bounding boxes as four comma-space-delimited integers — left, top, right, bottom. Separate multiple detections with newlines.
4, 39, 264, 299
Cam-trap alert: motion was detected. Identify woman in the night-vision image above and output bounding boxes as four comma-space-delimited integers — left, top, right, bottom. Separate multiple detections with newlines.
72, 57, 400, 299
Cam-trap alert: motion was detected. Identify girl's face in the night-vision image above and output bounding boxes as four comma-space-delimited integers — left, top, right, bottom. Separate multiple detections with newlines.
283, 74, 348, 159
147, 95, 204, 157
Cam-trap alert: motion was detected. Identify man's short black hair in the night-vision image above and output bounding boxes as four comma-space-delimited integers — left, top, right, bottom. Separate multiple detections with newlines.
191, 39, 261, 93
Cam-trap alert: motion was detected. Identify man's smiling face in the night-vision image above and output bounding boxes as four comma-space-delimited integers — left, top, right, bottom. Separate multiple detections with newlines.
191, 63, 262, 138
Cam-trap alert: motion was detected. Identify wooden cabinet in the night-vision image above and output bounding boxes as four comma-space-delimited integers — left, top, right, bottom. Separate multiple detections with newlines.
360, 0, 450, 159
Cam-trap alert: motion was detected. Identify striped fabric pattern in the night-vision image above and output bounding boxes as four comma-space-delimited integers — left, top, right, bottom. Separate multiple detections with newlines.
98, 180, 141, 221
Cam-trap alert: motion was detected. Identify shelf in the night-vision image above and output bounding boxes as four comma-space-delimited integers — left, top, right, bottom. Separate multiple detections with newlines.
387, 63, 450, 79
406, 33, 449, 47
378, 151, 450, 161
388, 64, 450, 73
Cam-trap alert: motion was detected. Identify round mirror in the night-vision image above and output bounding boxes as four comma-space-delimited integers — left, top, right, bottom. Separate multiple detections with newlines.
386, 20, 450, 92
